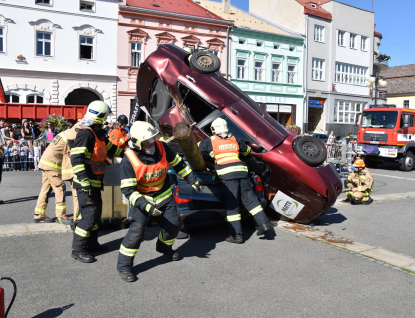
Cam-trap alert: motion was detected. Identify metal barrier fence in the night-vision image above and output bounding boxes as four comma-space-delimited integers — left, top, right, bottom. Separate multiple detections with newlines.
326, 140, 356, 177
1, 144, 47, 172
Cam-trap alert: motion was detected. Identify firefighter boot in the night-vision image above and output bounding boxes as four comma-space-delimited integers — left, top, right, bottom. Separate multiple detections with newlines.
361, 197, 373, 205
256, 223, 271, 236
225, 234, 244, 244
118, 271, 136, 283
55, 215, 72, 225
164, 250, 180, 261
34, 214, 53, 223
71, 250, 95, 263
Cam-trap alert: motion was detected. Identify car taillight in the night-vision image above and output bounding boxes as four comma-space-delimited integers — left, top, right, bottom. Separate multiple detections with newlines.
254, 176, 264, 192
174, 187, 192, 204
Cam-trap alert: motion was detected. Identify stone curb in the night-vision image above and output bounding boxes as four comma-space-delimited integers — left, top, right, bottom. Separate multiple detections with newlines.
334, 191, 415, 207
272, 221, 415, 275
0, 223, 72, 237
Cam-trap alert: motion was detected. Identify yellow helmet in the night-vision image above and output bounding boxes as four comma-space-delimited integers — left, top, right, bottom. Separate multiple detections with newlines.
211, 118, 228, 135
84, 101, 112, 125
130, 121, 159, 150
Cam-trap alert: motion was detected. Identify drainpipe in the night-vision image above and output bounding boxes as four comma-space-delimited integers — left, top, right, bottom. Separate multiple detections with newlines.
226, 25, 230, 80
303, 15, 309, 133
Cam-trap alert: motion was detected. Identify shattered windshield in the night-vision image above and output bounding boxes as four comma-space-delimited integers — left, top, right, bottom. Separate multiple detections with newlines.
361, 111, 398, 128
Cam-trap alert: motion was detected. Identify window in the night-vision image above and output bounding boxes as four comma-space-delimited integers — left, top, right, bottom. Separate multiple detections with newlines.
254, 61, 264, 81
27, 95, 44, 104
404, 100, 410, 108
271, 63, 280, 83
256, 41, 263, 47
5, 94, 19, 103
274, 44, 280, 49
237, 59, 247, 80
36, 32, 52, 56
209, 50, 219, 57
289, 46, 295, 52
239, 39, 245, 45
350, 33, 356, 49
314, 25, 324, 42
338, 31, 345, 46
287, 65, 296, 84
361, 36, 367, 51
335, 62, 367, 86
0, 28, 4, 52
35, 0, 51, 4
334, 101, 363, 123
80, 1, 95, 11
80, 36, 93, 60
131, 42, 142, 67
311, 3, 317, 8
312, 58, 324, 81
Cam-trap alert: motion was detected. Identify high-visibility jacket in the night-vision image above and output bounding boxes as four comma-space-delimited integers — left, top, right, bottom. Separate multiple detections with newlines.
347, 168, 374, 194
61, 124, 80, 180
124, 141, 168, 193
109, 127, 129, 149
211, 135, 241, 165
82, 128, 108, 176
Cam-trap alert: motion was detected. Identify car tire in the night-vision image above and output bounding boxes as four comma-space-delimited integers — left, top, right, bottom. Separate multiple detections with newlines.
189, 51, 221, 74
399, 151, 414, 171
149, 78, 173, 122
293, 136, 327, 167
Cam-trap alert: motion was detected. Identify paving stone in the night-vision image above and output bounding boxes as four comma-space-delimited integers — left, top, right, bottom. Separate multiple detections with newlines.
361, 248, 415, 268
0, 224, 26, 235
331, 241, 376, 252
403, 264, 415, 272
27, 223, 68, 233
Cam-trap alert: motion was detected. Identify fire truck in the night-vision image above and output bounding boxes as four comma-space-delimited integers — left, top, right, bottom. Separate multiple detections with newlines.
356, 105, 415, 171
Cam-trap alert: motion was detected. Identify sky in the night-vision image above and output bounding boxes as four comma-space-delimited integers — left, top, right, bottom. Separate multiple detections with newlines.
211, 0, 415, 67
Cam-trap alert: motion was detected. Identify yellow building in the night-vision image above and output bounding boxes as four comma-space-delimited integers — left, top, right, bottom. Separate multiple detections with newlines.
381, 64, 415, 108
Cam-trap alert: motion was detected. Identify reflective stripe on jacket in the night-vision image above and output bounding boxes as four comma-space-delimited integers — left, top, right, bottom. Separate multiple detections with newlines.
124, 141, 168, 193
210, 135, 241, 165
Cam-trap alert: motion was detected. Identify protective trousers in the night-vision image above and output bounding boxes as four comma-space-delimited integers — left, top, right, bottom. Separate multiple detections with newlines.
221, 178, 268, 235
70, 180, 79, 219
34, 170, 66, 219
346, 183, 371, 202
117, 196, 180, 272
72, 188, 102, 252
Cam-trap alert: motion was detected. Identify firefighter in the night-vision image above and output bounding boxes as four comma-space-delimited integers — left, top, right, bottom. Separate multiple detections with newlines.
33, 123, 82, 224
198, 118, 271, 244
343, 158, 374, 205
108, 114, 130, 149
70, 101, 124, 263
116, 121, 202, 282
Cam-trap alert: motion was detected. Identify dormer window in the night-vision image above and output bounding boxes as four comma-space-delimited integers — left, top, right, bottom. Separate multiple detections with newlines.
80, 1, 95, 12
310, 3, 317, 8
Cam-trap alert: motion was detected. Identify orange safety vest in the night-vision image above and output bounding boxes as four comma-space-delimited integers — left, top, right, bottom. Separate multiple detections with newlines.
109, 127, 129, 149
210, 135, 241, 165
124, 141, 169, 193
83, 128, 108, 175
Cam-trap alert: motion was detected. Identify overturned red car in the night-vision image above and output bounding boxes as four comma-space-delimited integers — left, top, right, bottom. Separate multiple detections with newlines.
135, 44, 342, 224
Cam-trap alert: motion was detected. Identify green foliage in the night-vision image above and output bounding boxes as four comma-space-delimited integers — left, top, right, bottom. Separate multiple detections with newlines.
286, 124, 301, 135
39, 114, 73, 134
377, 53, 391, 62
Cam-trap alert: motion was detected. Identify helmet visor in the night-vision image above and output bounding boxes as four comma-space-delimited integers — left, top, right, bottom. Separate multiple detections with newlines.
141, 135, 159, 149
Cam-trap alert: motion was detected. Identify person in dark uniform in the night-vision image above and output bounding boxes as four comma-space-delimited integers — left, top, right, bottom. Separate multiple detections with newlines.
116, 121, 202, 282
198, 117, 271, 244
70, 101, 124, 263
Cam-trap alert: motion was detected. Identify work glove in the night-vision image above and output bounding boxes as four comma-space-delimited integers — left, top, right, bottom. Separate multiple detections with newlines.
191, 180, 203, 193
80, 178, 92, 196
144, 202, 163, 217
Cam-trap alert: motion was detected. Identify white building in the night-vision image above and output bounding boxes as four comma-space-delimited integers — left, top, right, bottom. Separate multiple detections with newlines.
0, 0, 118, 119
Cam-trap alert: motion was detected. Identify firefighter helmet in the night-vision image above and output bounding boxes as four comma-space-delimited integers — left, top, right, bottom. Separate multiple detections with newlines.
130, 121, 159, 150
353, 158, 366, 168
211, 118, 229, 135
84, 101, 112, 125
117, 115, 128, 126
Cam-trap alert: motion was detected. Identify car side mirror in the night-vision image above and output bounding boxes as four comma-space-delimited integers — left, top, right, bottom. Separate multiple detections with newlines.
403, 114, 410, 129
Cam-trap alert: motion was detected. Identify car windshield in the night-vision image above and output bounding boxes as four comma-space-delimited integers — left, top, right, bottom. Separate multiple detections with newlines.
360, 110, 398, 128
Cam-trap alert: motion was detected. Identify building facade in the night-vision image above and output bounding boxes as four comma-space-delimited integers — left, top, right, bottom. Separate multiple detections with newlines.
381, 64, 415, 109
198, 0, 305, 127
0, 0, 118, 117
117, 0, 233, 119
250, 0, 381, 137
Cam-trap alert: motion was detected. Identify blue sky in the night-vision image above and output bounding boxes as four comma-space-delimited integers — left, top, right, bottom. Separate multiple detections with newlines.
211, 0, 415, 67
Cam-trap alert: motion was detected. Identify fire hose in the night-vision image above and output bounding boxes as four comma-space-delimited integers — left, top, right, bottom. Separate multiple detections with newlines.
0, 277, 17, 318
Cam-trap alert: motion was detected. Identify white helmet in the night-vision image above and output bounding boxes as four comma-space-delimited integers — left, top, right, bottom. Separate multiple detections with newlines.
130, 121, 159, 150
84, 101, 112, 125
211, 118, 229, 135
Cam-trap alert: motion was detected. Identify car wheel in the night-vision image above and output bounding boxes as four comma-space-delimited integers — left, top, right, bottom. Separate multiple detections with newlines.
148, 78, 172, 122
293, 136, 327, 167
399, 151, 414, 171
189, 51, 221, 74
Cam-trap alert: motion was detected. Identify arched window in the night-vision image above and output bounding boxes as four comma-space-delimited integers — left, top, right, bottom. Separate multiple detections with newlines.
27, 95, 44, 104
5, 94, 20, 103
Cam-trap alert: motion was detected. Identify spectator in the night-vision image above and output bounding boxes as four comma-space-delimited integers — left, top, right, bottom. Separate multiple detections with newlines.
345, 132, 353, 145
0, 117, 5, 140
11, 140, 20, 171
37, 122, 58, 145
27, 140, 34, 170
21, 119, 33, 141
10, 124, 18, 140
327, 131, 336, 157
33, 140, 41, 171
3, 123, 13, 142
6, 140, 13, 171
0, 126, 4, 204
19, 140, 28, 171
40, 141, 46, 154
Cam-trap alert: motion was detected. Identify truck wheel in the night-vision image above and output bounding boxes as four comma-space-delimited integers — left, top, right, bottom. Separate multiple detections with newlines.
293, 136, 327, 167
399, 151, 414, 171
149, 78, 172, 122
189, 51, 221, 74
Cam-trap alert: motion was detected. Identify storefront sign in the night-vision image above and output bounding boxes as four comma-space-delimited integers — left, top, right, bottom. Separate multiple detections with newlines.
309, 99, 324, 108
266, 104, 291, 113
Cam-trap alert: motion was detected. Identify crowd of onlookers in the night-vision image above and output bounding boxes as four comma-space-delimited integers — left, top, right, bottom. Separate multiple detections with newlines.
0, 117, 58, 172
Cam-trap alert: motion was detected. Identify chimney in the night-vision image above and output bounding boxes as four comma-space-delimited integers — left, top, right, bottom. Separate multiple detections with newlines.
222, 0, 230, 13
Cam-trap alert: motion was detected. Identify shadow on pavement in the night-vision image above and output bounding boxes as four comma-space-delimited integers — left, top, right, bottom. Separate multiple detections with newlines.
1, 195, 40, 204
311, 207, 347, 226
32, 303, 74, 318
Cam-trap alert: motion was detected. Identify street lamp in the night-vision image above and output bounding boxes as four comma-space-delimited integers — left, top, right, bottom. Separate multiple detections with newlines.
366, 53, 391, 106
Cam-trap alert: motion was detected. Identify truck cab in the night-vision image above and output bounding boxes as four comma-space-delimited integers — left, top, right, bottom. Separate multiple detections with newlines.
356, 105, 415, 171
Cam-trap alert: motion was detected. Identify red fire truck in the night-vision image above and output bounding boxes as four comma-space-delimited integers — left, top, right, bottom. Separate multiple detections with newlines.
356, 105, 415, 171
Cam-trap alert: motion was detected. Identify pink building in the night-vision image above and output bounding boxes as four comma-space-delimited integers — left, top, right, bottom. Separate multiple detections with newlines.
117, 0, 233, 118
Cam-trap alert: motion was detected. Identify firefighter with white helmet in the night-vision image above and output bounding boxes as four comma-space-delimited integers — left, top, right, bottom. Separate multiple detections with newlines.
70, 101, 124, 263
116, 120, 202, 282
343, 158, 374, 205
199, 117, 271, 244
